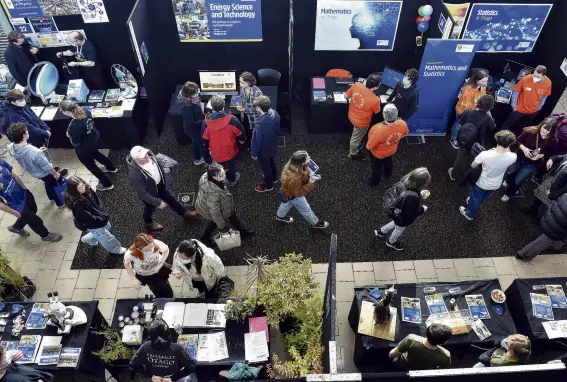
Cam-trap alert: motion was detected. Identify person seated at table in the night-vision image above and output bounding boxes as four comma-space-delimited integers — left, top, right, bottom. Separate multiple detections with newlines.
344, 73, 382, 161
473, 334, 531, 368
130, 318, 197, 382
388, 323, 452, 370
387, 68, 419, 121
172, 239, 225, 298
0, 347, 54, 382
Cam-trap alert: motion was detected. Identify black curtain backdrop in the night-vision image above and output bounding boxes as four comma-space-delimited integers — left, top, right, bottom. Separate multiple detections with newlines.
142, 0, 290, 133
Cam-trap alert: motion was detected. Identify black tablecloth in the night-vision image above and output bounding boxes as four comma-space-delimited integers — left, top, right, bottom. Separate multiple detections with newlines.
347, 280, 517, 367
0, 301, 106, 378
112, 298, 270, 367
506, 277, 567, 340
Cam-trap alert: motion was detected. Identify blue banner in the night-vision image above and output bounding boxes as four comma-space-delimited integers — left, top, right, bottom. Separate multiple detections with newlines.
174, 0, 262, 42
29, 16, 57, 33
1, 0, 43, 17
438, 13, 446, 35
463, 3, 553, 53
408, 39, 478, 135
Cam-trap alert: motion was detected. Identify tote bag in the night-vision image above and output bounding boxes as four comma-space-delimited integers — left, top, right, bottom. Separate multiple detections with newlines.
213, 229, 241, 251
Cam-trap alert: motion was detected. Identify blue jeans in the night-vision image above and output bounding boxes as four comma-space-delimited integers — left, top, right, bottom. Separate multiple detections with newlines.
277, 196, 318, 225
219, 157, 237, 182
505, 159, 538, 197
81, 222, 122, 254
450, 113, 462, 140
466, 184, 494, 218
191, 134, 211, 164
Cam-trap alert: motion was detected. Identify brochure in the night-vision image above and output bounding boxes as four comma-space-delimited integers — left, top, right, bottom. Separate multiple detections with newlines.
333, 92, 347, 103
88, 90, 105, 103
471, 319, 492, 341
163, 302, 185, 328
104, 88, 121, 102
205, 304, 227, 328
57, 348, 81, 368
230, 95, 242, 107
50, 94, 65, 104
0, 341, 19, 351
542, 320, 567, 339
531, 293, 554, 320
425, 294, 449, 318
30, 106, 44, 117
465, 295, 490, 320
312, 77, 325, 89
34, 336, 62, 364
16, 335, 41, 364
176, 334, 198, 358
546, 285, 567, 308
196, 332, 229, 362
249, 316, 269, 342
313, 91, 327, 102
40, 107, 58, 121
244, 331, 269, 363
26, 303, 50, 329
37, 344, 62, 365
401, 297, 422, 324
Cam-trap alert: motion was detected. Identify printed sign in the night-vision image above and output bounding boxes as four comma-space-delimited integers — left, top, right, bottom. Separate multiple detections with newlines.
9, 18, 33, 34
28, 16, 57, 33
1, 0, 43, 18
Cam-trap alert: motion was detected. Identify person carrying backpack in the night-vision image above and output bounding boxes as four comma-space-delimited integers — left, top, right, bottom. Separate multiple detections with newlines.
449, 95, 496, 182
375, 168, 431, 251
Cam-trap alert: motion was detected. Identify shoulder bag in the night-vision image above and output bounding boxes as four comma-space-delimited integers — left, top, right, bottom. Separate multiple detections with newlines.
214, 229, 241, 251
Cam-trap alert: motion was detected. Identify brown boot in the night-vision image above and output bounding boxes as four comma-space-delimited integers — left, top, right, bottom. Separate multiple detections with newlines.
183, 210, 198, 222
146, 222, 164, 231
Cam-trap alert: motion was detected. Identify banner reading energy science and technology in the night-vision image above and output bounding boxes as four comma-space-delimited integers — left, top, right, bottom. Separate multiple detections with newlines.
408, 40, 478, 135
173, 0, 262, 42
462, 3, 552, 53
315, 0, 403, 51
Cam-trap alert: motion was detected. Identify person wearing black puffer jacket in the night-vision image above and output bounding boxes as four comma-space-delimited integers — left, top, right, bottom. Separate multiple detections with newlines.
517, 193, 567, 261
181, 81, 211, 166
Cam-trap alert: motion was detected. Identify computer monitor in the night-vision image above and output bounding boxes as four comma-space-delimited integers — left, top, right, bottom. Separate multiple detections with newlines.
381, 67, 404, 89
198, 70, 238, 96
502, 60, 534, 82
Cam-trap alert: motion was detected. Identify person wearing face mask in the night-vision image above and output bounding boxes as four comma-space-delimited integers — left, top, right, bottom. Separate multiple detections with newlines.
4, 31, 39, 87
195, 164, 254, 247
180, 81, 211, 166
387, 68, 419, 121
56, 31, 105, 90
236, 71, 263, 131
124, 233, 174, 298
251, 95, 280, 192
59, 100, 116, 192
64, 176, 126, 255
502, 65, 552, 135
502, 118, 558, 202
172, 239, 225, 298
450, 70, 489, 148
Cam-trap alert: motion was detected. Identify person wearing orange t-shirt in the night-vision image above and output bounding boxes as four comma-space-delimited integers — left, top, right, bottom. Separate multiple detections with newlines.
364, 104, 409, 186
502, 65, 552, 135
345, 74, 382, 161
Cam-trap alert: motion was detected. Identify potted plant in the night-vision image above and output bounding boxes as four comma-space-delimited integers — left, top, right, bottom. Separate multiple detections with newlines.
224, 297, 256, 323
92, 325, 136, 364
0, 249, 35, 301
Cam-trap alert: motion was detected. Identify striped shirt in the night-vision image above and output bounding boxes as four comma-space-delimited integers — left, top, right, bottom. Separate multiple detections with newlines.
240, 86, 263, 128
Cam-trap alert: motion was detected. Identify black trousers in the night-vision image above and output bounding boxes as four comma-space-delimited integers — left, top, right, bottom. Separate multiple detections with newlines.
76, 149, 116, 187
369, 155, 393, 186
501, 110, 536, 135
142, 182, 186, 223
40, 174, 62, 206
259, 156, 278, 188
136, 266, 173, 298
12, 190, 49, 238
200, 212, 247, 243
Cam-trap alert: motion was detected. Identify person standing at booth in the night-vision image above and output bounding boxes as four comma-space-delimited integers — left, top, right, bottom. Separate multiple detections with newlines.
251, 95, 280, 192
56, 31, 105, 90
180, 81, 211, 166
502, 65, 552, 134
387, 68, 419, 121
4, 31, 39, 88
237, 71, 263, 131
344, 73, 382, 161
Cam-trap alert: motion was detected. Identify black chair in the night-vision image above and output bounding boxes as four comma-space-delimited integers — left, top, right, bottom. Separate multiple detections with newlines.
257, 68, 281, 87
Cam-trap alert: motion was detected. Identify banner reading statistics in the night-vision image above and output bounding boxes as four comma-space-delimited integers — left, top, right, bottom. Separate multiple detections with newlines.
173, 0, 262, 42
462, 3, 552, 53
315, 0, 402, 51
408, 39, 478, 135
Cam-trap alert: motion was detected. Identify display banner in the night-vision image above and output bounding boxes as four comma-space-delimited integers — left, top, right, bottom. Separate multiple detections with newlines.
29, 16, 57, 33
9, 17, 33, 34
314, 0, 402, 51
1, 0, 44, 17
174, 0, 262, 42
408, 39, 478, 135
444, 2, 470, 39
463, 3, 552, 53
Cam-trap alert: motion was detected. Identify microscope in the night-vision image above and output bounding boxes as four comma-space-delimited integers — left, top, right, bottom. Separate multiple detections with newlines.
47, 292, 87, 334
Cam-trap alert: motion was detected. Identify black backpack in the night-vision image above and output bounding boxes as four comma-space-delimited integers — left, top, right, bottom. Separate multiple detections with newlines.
383, 181, 417, 218
457, 122, 478, 150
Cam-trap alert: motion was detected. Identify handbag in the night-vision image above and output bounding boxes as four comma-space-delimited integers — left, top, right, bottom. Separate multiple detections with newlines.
213, 276, 235, 298
213, 229, 241, 251
53, 176, 67, 205
470, 142, 486, 157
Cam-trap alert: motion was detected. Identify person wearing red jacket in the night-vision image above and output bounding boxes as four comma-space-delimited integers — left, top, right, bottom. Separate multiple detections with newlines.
202, 96, 246, 186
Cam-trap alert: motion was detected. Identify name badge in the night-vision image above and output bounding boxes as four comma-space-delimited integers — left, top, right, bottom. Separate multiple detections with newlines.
526, 87, 532, 91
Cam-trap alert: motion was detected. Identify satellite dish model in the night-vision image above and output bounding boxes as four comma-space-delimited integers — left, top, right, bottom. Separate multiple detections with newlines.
27, 61, 59, 105
111, 64, 138, 99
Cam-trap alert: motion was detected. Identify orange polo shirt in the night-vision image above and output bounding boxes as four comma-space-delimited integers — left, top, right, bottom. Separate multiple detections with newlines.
367, 119, 409, 159
345, 82, 381, 128
455, 84, 486, 115
514, 74, 552, 114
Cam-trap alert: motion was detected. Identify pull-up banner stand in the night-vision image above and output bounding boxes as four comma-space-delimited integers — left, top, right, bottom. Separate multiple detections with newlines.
408, 39, 479, 138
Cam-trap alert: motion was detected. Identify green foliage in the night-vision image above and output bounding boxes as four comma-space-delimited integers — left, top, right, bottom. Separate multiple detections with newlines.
268, 340, 324, 379
0, 248, 26, 298
92, 325, 136, 364
283, 294, 323, 354
224, 298, 256, 322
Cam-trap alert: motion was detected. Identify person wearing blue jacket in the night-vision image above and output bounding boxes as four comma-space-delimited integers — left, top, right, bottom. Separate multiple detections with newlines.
251, 96, 280, 192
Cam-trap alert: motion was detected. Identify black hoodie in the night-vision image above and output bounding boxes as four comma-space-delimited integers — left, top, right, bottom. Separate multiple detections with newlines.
72, 190, 109, 229
129, 342, 197, 380
387, 82, 419, 120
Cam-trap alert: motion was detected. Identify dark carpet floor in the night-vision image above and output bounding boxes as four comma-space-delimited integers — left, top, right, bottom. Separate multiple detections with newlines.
71, 103, 542, 269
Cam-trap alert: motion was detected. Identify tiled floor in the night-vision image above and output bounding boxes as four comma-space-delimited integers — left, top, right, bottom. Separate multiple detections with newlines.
3, 136, 567, 375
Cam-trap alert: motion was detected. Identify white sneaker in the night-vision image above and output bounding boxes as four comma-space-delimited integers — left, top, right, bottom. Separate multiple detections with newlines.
501, 195, 510, 202
459, 206, 473, 221
502, 181, 508, 188
448, 167, 455, 181
193, 158, 205, 166
114, 247, 127, 255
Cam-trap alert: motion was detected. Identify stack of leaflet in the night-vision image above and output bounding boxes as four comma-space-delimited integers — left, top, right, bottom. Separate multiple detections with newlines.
57, 348, 81, 367
532, 293, 554, 320
26, 303, 49, 329
182, 303, 226, 328
177, 334, 199, 358
546, 285, 567, 308
88, 90, 105, 103
35, 336, 62, 365
465, 295, 490, 320
543, 320, 567, 339
246, 316, 269, 362
16, 335, 41, 363
105, 89, 121, 102
162, 302, 186, 328
196, 332, 229, 362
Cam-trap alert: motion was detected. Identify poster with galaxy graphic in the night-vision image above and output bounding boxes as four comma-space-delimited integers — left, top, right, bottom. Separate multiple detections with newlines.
315, 0, 403, 51
462, 3, 552, 53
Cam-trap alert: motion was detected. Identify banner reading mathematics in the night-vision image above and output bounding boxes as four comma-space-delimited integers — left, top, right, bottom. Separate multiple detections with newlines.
408, 39, 478, 135
173, 0, 262, 42
315, 0, 402, 51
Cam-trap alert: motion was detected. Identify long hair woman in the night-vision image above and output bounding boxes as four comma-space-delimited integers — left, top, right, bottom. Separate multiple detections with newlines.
59, 100, 116, 191
64, 176, 126, 255
236, 71, 264, 130
503, 117, 559, 202
376, 167, 431, 251
276, 150, 329, 229
123, 233, 173, 298
450, 70, 489, 147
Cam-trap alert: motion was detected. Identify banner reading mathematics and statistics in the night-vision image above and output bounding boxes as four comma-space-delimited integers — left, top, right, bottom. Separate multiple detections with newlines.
463, 3, 552, 53
315, 0, 402, 51
173, 0, 262, 42
408, 39, 478, 135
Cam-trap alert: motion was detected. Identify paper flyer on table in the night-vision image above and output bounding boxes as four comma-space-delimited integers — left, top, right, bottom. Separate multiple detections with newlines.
466, 295, 490, 320
163, 302, 185, 328
40, 107, 58, 121
425, 294, 449, 318
30, 106, 44, 117
546, 285, 567, 308
16, 335, 41, 363
531, 293, 554, 320
34, 336, 61, 363
207, 332, 229, 362
471, 319, 492, 341
121, 99, 136, 111
401, 297, 421, 324
245, 331, 269, 363
543, 320, 567, 339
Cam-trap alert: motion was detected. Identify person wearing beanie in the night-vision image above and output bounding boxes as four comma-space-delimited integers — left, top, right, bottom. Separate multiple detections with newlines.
364, 104, 409, 186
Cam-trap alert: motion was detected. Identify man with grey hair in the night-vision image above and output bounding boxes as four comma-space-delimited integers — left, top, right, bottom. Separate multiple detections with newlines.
502, 64, 552, 135
364, 103, 409, 186
56, 31, 104, 89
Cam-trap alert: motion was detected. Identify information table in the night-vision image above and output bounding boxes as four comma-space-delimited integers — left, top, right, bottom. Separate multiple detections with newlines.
0, 301, 106, 379
347, 280, 517, 368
